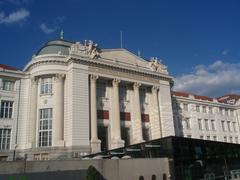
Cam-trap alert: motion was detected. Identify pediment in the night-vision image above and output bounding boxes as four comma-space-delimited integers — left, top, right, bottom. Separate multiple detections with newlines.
100, 49, 148, 68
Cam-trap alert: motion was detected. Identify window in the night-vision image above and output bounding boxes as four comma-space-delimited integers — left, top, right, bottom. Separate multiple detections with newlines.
2, 80, 15, 91
213, 136, 217, 141
183, 103, 188, 111
233, 122, 237, 132
221, 121, 225, 131
219, 108, 223, 115
225, 109, 229, 116
0, 101, 13, 119
202, 106, 206, 113
200, 135, 204, 139
229, 136, 233, 143
209, 107, 213, 114
196, 105, 200, 112
33, 153, 49, 160
224, 136, 227, 142
185, 118, 191, 129
206, 136, 210, 140
140, 88, 148, 104
97, 82, 107, 98
211, 120, 216, 131
227, 121, 231, 132
39, 108, 52, 147
0, 129, 11, 150
198, 119, 203, 130
205, 119, 209, 131
235, 137, 238, 144
40, 77, 52, 95
142, 127, 151, 141
119, 85, 128, 101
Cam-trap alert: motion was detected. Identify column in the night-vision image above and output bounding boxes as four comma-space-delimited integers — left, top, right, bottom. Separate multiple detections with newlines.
27, 77, 38, 148
132, 82, 144, 144
110, 79, 124, 149
53, 74, 65, 146
150, 86, 162, 139
90, 75, 101, 153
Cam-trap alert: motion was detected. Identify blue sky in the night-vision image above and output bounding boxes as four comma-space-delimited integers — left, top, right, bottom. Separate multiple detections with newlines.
1, 0, 240, 97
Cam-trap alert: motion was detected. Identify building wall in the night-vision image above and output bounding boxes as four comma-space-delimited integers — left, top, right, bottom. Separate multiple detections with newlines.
172, 94, 240, 144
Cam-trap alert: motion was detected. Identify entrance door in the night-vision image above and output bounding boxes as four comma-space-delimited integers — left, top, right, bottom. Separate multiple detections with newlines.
98, 126, 108, 151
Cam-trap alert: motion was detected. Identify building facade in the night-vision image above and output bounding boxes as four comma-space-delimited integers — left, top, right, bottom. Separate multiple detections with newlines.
0, 39, 239, 161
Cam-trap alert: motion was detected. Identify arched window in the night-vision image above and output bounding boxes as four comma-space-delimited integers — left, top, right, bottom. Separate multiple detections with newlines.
139, 176, 144, 180
152, 174, 157, 180
163, 173, 167, 180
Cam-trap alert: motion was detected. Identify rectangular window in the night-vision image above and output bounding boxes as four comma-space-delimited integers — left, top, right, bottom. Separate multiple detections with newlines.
142, 127, 151, 141
227, 121, 231, 132
40, 77, 52, 95
97, 82, 107, 98
219, 108, 223, 115
202, 106, 206, 113
233, 122, 237, 132
0, 101, 13, 119
209, 107, 213, 114
205, 119, 209, 131
225, 109, 229, 116
221, 121, 225, 131
183, 103, 188, 111
140, 88, 148, 104
119, 85, 128, 101
185, 118, 191, 129
224, 136, 227, 142
0, 129, 11, 150
211, 120, 216, 131
39, 108, 52, 147
200, 135, 204, 139
229, 136, 233, 143
196, 105, 200, 112
198, 119, 203, 130
213, 136, 217, 141
2, 80, 15, 91
206, 136, 210, 140
235, 137, 238, 144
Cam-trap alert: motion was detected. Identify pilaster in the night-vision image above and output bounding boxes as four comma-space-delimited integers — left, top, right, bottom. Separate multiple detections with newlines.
110, 78, 124, 149
90, 74, 101, 153
132, 82, 144, 144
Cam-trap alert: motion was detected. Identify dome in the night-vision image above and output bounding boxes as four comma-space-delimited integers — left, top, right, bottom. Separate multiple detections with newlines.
36, 39, 74, 56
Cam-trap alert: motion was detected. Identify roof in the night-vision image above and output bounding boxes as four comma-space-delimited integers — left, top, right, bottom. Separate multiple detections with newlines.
36, 39, 74, 56
217, 94, 240, 105
172, 91, 240, 105
0, 64, 18, 71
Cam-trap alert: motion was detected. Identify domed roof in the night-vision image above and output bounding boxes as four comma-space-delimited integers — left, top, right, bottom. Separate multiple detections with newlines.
36, 39, 74, 56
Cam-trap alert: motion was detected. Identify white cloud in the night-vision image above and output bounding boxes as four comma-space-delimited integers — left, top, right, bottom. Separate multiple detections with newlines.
0, 8, 29, 24
40, 23, 57, 34
173, 60, 240, 97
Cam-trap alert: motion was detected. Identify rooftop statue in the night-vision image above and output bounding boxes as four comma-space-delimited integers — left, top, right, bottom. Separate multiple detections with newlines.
148, 57, 168, 74
69, 40, 101, 59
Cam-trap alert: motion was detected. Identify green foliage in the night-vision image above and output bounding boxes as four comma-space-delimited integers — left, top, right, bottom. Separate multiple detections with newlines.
86, 165, 101, 180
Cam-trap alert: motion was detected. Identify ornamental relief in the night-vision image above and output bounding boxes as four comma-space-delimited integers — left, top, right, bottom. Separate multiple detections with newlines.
69, 40, 101, 59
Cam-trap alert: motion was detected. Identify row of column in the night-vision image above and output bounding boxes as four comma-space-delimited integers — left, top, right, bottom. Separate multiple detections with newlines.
90, 75, 162, 153
28, 74, 65, 148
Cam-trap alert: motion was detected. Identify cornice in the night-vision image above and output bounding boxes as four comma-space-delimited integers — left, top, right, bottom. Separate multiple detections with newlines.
24, 54, 68, 72
68, 54, 173, 82
172, 95, 238, 108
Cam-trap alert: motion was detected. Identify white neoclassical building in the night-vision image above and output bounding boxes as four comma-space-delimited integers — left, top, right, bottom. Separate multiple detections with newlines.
0, 39, 175, 160
0, 38, 240, 161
